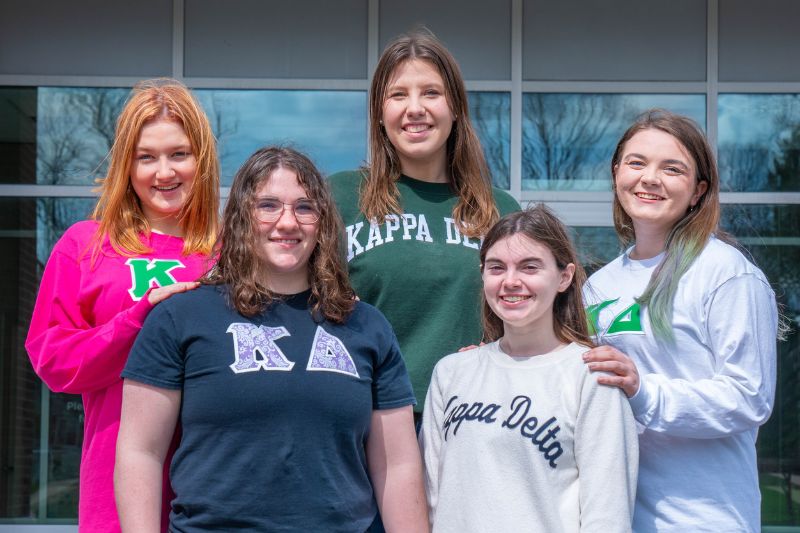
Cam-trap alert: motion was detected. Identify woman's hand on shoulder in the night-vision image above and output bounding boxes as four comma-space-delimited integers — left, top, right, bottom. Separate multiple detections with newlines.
147, 281, 201, 306
458, 342, 485, 352
582, 345, 640, 398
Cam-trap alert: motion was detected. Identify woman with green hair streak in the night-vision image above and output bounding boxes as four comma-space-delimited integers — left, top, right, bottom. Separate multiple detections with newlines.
582, 109, 779, 533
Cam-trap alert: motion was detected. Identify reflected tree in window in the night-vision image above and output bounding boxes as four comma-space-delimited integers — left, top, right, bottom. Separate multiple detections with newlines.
470, 92, 510, 189
719, 94, 800, 192
36, 89, 128, 260
721, 205, 800, 525
523, 94, 631, 190
522, 94, 706, 191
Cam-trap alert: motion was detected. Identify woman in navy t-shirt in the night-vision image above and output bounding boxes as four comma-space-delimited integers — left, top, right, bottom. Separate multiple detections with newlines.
114, 147, 428, 532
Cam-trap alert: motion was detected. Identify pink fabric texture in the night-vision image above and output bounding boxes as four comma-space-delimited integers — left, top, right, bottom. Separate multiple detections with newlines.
26, 220, 211, 532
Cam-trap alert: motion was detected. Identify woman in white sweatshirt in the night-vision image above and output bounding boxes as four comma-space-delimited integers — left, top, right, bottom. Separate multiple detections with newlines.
583, 109, 779, 533
420, 205, 638, 533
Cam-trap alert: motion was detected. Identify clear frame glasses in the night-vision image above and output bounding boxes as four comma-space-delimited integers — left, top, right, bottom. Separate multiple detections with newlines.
254, 197, 320, 224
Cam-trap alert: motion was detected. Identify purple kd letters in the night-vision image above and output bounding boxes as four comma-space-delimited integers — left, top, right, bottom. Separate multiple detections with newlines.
227, 323, 359, 378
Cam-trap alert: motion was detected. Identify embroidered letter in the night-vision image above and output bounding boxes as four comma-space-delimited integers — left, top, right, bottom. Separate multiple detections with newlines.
384, 215, 401, 243
307, 326, 359, 377
227, 324, 295, 373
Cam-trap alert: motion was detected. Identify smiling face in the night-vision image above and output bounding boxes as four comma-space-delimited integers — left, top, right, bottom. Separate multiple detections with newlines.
254, 167, 319, 294
614, 128, 708, 243
381, 58, 456, 181
482, 233, 575, 339
129, 118, 197, 235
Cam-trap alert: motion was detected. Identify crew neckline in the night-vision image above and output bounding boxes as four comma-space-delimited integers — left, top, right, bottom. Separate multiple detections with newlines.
485, 340, 578, 368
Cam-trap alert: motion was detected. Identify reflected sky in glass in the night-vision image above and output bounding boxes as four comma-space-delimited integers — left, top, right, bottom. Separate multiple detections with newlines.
718, 94, 800, 192
469, 92, 510, 189
522, 94, 705, 191
194, 90, 367, 184
36, 88, 369, 186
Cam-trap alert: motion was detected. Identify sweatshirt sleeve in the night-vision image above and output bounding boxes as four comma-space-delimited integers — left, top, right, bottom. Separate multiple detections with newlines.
575, 368, 638, 533
628, 273, 778, 438
418, 362, 447, 528
25, 244, 155, 395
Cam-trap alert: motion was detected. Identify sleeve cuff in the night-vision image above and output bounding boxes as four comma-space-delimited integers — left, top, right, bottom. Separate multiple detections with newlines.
125, 294, 155, 327
627, 376, 651, 421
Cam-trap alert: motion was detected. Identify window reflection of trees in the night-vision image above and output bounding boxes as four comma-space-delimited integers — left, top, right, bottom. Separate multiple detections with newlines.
719, 94, 800, 192
470, 92, 510, 189
721, 204, 800, 524
523, 94, 632, 190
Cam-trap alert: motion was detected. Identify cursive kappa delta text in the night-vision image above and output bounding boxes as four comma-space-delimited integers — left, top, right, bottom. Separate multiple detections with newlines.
442, 394, 564, 468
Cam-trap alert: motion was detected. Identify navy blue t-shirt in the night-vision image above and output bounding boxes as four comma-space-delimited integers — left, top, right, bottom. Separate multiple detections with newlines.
122, 285, 415, 532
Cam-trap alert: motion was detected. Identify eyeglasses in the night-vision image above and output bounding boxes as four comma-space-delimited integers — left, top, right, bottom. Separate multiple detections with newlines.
254, 197, 320, 224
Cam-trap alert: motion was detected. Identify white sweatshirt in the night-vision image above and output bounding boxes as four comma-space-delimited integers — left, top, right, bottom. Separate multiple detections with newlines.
585, 236, 778, 532
420, 341, 638, 533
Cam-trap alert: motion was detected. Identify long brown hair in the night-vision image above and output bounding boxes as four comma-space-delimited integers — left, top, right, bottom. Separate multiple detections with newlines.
91, 78, 219, 256
479, 206, 592, 347
610, 109, 720, 339
362, 28, 499, 237
203, 146, 355, 323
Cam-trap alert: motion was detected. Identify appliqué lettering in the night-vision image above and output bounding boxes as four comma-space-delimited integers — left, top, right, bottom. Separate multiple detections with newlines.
586, 298, 645, 336
227, 323, 295, 373
125, 258, 184, 301
306, 326, 360, 378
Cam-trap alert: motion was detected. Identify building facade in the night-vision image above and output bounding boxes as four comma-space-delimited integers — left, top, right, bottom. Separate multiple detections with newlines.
1, 0, 798, 530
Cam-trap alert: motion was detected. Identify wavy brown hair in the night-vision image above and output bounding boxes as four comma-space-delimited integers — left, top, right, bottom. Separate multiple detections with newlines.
361, 28, 499, 237
203, 146, 355, 322
479, 206, 593, 347
91, 78, 219, 256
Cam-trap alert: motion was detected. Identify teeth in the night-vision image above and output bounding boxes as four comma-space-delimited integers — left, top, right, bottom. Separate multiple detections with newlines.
404, 124, 430, 133
155, 184, 179, 191
636, 193, 662, 200
273, 239, 299, 244
502, 296, 529, 302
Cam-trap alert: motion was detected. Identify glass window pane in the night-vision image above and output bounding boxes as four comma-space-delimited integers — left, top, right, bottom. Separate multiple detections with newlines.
469, 92, 510, 189
37, 88, 129, 186
194, 90, 367, 185
0, 87, 37, 185
720, 204, 800, 527
718, 94, 800, 192
1, 197, 92, 522
522, 94, 705, 191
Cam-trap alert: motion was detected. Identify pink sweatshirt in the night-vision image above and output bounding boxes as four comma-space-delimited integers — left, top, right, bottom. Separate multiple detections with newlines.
25, 220, 211, 532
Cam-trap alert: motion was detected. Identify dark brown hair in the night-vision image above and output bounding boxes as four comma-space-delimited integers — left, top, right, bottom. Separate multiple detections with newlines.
479, 205, 592, 346
203, 146, 355, 322
361, 28, 500, 237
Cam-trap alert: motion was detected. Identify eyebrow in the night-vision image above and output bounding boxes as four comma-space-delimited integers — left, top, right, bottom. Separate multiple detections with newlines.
484, 256, 544, 264
135, 143, 191, 151
624, 153, 689, 168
